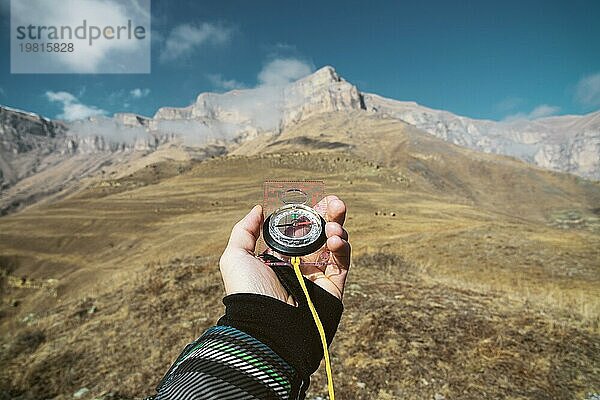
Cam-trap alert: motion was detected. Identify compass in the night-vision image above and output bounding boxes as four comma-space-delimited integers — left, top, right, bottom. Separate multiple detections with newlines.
263, 203, 327, 257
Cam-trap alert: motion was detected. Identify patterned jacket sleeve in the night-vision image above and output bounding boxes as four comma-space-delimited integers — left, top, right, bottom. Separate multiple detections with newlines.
154, 325, 298, 400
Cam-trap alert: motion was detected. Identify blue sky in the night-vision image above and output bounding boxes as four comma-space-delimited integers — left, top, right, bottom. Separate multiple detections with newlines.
0, 0, 599, 122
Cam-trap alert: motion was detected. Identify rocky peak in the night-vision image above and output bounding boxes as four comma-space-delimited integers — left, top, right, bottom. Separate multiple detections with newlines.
0, 106, 66, 139
113, 112, 151, 127
149, 65, 364, 135
282, 66, 365, 126
154, 105, 193, 120
0, 106, 67, 161
298, 65, 342, 84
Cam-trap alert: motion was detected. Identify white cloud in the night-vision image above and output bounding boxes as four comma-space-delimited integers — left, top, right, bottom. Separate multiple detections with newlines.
258, 58, 312, 86
194, 58, 313, 135
494, 97, 524, 113
528, 104, 560, 119
204, 58, 311, 92
46, 91, 107, 121
504, 104, 560, 121
130, 88, 150, 98
70, 116, 150, 144
206, 73, 245, 90
160, 23, 232, 62
11, 0, 150, 73
574, 72, 600, 108
46, 91, 77, 104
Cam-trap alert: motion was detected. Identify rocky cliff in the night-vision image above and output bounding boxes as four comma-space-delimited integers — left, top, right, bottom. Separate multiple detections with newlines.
0, 106, 67, 190
0, 106, 179, 215
362, 93, 600, 180
0, 107, 170, 191
151, 66, 364, 140
147, 66, 599, 179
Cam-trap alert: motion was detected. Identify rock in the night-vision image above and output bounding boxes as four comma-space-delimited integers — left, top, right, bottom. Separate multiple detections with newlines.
348, 283, 362, 291
73, 387, 90, 398
434, 394, 446, 400
113, 112, 150, 127
356, 381, 366, 389
154, 105, 193, 120
0, 106, 67, 188
22, 313, 36, 324
534, 132, 600, 178
152, 66, 365, 139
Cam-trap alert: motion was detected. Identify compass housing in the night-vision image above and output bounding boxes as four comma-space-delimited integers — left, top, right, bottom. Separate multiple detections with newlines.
263, 203, 327, 256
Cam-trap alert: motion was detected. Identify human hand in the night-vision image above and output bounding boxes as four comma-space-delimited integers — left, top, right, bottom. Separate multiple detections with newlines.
219, 196, 351, 304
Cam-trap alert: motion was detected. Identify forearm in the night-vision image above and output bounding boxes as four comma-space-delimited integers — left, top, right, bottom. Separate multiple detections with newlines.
154, 325, 298, 400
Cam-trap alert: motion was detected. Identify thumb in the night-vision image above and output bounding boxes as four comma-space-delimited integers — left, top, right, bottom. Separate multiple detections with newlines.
226, 205, 263, 253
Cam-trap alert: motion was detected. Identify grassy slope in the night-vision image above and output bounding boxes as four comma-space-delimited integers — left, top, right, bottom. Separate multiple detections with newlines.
1, 113, 599, 399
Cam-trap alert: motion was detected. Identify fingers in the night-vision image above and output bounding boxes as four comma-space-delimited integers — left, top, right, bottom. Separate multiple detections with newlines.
326, 195, 346, 226
226, 205, 263, 253
322, 196, 350, 269
325, 221, 348, 241
327, 234, 351, 270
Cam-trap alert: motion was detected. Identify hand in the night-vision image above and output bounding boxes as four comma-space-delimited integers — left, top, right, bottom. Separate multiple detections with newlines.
219, 196, 351, 305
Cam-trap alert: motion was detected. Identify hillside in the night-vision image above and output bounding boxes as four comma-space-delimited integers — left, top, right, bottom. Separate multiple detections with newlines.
234, 111, 600, 222
1, 118, 599, 398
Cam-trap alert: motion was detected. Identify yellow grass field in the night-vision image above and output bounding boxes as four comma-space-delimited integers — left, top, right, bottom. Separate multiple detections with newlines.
1, 117, 599, 399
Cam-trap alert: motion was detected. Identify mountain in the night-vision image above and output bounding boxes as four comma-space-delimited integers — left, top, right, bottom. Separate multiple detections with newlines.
149, 66, 364, 140
0, 66, 598, 215
362, 94, 600, 179
0, 106, 184, 215
115, 65, 600, 180
233, 110, 600, 222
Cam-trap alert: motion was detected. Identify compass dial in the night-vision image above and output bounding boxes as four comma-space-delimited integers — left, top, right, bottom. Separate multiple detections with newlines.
263, 204, 327, 256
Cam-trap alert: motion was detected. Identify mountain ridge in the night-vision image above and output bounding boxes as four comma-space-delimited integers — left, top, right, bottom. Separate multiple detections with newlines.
102, 65, 600, 179
1, 65, 599, 215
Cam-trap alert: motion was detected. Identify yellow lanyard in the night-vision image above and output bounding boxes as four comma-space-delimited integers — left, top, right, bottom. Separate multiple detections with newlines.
290, 257, 335, 400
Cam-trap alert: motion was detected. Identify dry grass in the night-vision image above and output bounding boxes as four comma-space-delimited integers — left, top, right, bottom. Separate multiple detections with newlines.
307, 253, 600, 400
1, 256, 223, 399
0, 151, 599, 399
2, 253, 597, 400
